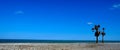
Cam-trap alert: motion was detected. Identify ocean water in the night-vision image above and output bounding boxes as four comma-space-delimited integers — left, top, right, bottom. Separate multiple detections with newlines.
0, 39, 120, 43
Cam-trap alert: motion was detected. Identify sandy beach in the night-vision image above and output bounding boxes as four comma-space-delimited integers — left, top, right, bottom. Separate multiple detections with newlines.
0, 43, 120, 50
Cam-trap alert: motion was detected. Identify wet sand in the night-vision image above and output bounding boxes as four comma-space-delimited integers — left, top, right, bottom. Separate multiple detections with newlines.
0, 43, 120, 50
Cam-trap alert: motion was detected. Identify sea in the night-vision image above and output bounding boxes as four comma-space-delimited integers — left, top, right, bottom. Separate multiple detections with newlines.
0, 39, 120, 43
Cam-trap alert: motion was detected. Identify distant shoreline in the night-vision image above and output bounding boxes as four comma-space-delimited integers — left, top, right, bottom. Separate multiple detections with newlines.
0, 39, 120, 43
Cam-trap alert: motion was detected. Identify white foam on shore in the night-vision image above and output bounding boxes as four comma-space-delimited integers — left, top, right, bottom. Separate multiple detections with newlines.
0, 43, 120, 45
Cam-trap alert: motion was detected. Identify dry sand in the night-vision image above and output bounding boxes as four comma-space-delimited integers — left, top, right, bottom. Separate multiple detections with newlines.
0, 43, 120, 50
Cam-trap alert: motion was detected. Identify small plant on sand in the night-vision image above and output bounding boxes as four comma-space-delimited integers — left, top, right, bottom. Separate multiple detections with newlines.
92, 25, 101, 43
101, 28, 105, 43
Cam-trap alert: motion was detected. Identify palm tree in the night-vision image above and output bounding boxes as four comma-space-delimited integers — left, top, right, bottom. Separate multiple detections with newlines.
92, 25, 101, 43
101, 28, 105, 43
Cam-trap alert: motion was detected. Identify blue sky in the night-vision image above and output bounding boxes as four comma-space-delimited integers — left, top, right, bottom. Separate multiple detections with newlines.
0, 0, 120, 40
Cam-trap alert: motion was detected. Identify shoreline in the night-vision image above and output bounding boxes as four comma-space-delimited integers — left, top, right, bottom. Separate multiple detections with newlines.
0, 43, 120, 50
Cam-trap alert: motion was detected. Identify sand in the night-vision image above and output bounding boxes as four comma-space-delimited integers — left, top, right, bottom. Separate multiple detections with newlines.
0, 43, 120, 50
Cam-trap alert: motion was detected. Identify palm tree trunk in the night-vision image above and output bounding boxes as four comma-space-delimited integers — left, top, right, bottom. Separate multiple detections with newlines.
102, 36, 104, 43
96, 37, 98, 43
